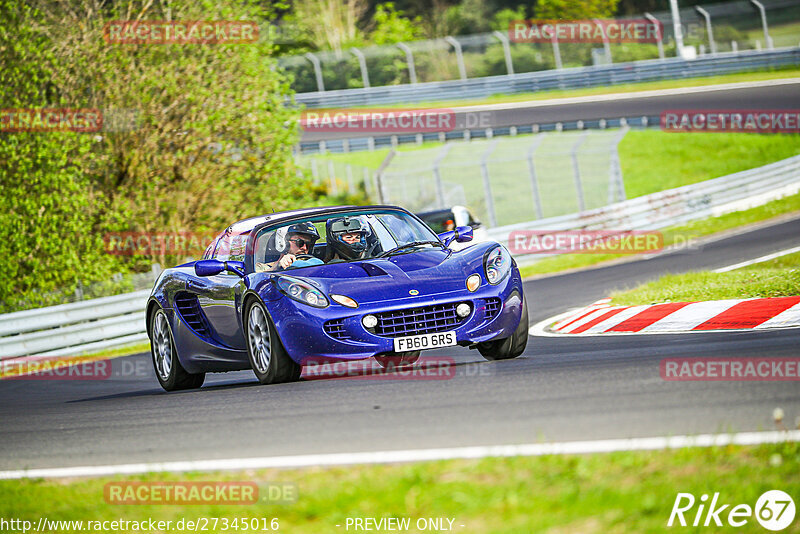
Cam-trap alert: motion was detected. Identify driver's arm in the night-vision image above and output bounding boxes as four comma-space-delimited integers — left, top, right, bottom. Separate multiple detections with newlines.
255, 253, 296, 272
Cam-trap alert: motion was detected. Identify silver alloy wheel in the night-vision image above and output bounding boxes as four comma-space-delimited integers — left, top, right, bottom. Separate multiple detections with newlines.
153, 310, 173, 381
248, 304, 271, 374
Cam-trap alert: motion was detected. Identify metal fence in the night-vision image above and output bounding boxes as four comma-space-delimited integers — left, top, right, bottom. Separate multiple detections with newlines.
294, 46, 800, 108
376, 129, 628, 228
0, 290, 150, 360
282, 0, 800, 97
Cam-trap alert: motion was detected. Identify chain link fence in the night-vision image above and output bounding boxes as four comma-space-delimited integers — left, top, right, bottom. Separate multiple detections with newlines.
376, 129, 628, 228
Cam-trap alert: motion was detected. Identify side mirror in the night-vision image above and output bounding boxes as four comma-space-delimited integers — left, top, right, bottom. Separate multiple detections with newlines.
438, 226, 474, 247
195, 259, 245, 277
454, 225, 473, 243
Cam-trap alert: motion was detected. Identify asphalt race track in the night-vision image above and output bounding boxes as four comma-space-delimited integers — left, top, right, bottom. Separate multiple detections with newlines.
300, 80, 800, 142
1, 217, 799, 471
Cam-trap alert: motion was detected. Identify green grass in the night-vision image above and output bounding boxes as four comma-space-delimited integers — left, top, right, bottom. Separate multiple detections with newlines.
745, 20, 800, 49
610, 251, 800, 305
619, 131, 800, 198
519, 191, 800, 278
3, 442, 799, 533
323, 66, 800, 110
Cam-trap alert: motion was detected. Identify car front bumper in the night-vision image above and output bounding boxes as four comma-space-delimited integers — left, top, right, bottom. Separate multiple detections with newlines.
267, 269, 525, 364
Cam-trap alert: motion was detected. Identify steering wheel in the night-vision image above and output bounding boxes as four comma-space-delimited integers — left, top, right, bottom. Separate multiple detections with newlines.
293, 254, 316, 261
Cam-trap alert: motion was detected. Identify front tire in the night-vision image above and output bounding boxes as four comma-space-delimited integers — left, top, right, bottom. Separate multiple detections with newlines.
245, 299, 301, 385
477, 296, 529, 361
150, 308, 205, 391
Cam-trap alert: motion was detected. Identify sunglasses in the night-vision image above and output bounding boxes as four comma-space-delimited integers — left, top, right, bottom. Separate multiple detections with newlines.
288, 238, 313, 248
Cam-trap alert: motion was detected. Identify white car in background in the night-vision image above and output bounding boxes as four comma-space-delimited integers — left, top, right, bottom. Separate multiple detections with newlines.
416, 205, 489, 250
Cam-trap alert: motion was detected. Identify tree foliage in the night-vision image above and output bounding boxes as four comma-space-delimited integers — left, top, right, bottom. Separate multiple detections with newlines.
534, 0, 621, 20
0, 0, 310, 311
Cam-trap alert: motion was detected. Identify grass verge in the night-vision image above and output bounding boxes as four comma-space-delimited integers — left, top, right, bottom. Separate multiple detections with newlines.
518, 191, 800, 279
321, 66, 800, 110
609, 251, 800, 305
2, 442, 797, 533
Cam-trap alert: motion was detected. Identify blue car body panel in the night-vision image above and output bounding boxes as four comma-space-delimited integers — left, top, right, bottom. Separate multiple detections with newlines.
147, 206, 525, 373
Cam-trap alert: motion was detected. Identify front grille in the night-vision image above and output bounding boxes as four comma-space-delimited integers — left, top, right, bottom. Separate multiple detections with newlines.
372, 302, 470, 338
174, 292, 212, 338
324, 318, 351, 340
484, 298, 502, 320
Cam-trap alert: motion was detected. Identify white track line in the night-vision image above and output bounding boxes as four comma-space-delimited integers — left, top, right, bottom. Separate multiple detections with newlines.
714, 245, 800, 273
450, 78, 800, 113
1, 431, 798, 480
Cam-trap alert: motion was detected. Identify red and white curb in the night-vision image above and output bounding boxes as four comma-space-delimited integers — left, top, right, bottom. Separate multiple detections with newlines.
531, 296, 800, 337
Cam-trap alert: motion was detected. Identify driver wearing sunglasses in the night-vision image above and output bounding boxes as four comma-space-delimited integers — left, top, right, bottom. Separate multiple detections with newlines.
256, 222, 320, 272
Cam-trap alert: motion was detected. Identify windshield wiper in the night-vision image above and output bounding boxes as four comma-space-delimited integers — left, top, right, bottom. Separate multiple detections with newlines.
377, 241, 446, 258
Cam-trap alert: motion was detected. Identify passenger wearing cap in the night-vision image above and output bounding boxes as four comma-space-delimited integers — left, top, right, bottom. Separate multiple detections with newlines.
324, 216, 371, 262
256, 222, 321, 272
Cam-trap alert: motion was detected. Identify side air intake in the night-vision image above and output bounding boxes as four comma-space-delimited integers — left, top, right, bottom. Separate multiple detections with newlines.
174, 292, 213, 338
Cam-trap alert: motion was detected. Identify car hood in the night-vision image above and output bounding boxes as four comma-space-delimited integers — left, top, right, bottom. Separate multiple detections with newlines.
284, 248, 482, 304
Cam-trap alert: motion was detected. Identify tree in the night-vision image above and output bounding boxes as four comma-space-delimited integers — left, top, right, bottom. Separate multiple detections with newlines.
534, 0, 620, 20
370, 3, 422, 44
0, 0, 311, 310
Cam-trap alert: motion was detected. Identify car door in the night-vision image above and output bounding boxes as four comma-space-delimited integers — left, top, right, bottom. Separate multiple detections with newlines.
188, 230, 248, 350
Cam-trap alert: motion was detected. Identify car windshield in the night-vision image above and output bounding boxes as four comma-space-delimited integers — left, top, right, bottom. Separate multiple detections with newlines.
252, 209, 442, 271
417, 210, 456, 233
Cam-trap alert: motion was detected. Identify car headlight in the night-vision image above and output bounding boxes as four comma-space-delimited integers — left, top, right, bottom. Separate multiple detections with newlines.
276, 276, 329, 308
484, 245, 511, 285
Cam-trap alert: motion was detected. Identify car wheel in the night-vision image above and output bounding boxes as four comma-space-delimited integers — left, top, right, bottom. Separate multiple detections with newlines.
150, 308, 205, 391
374, 350, 420, 369
477, 296, 529, 361
245, 299, 301, 385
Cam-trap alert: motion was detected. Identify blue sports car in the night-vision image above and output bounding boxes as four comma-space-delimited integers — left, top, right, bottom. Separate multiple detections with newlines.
146, 205, 528, 391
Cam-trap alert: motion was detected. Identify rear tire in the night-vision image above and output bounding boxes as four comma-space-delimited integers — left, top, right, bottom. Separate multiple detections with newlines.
150, 308, 205, 391
245, 299, 301, 384
477, 296, 529, 361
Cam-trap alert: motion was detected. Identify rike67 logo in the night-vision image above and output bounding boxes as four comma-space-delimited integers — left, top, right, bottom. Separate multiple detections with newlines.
668, 490, 795, 530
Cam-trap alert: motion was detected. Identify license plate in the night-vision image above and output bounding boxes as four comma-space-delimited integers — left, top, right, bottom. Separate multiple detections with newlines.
393, 331, 457, 352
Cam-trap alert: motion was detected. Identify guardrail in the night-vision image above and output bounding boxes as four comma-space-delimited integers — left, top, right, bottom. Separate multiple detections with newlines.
299, 116, 658, 155
2, 155, 798, 357
294, 48, 800, 108
488, 155, 800, 264
0, 290, 150, 360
